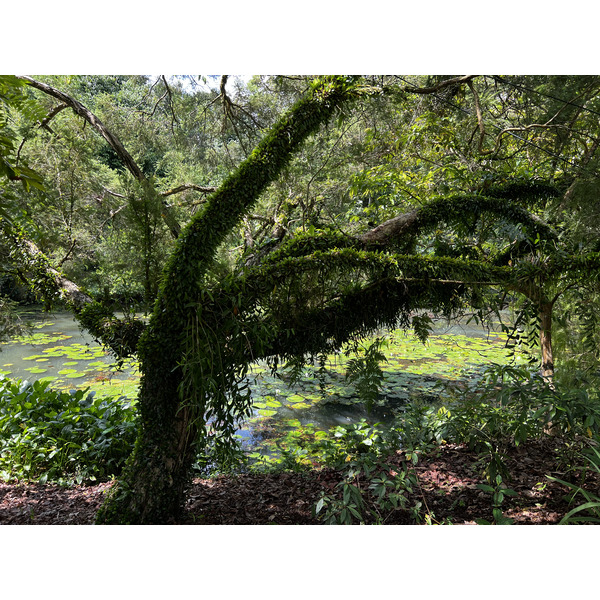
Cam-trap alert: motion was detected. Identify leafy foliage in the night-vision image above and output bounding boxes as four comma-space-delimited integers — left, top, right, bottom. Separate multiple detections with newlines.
312, 420, 427, 524
475, 475, 518, 525
396, 363, 600, 484
0, 377, 137, 484
548, 446, 600, 524
344, 337, 388, 412
0, 76, 45, 190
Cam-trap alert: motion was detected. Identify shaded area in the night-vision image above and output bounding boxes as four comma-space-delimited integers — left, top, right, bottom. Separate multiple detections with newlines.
0, 437, 595, 525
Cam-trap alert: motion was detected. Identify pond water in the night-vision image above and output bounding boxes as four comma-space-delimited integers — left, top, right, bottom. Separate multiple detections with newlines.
240, 319, 521, 451
0, 309, 521, 458
0, 311, 139, 397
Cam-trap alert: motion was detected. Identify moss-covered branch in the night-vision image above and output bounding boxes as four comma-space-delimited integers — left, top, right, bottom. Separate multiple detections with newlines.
358, 194, 558, 248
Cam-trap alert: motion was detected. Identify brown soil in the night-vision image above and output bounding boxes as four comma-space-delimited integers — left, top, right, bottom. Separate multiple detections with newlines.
0, 437, 597, 525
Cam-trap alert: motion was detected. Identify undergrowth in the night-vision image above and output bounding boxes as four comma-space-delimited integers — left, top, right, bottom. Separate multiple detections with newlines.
0, 377, 137, 485
2, 356, 600, 524
247, 362, 600, 524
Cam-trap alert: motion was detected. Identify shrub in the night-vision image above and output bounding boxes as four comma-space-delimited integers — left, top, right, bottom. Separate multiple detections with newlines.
312, 419, 431, 524
0, 377, 137, 484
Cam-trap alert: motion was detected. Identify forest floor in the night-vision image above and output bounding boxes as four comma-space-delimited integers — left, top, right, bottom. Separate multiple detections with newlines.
0, 436, 597, 525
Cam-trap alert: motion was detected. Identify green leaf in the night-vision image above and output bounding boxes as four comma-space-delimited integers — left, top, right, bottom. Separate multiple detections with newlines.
558, 502, 600, 524
477, 483, 495, 493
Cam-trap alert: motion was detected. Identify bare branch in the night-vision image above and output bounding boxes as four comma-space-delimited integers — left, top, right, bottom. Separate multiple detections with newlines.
19, 76, 146, 181
39, 102, 69, 133
467, 79, 488, 154
18, 76, 183, 239
404, 75, 477, 95
18, 237, 93, 311
160, 184, 217, 197
486, 122, 569, 156
358, 209, 420, 245
101, 186, 126, 199
161, 75, 180, 130
100, 204, 127, 228
56, 238, 77, 268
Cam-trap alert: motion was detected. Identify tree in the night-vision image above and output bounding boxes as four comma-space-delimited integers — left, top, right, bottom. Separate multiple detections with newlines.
340, 76, 600, 383
93, 76, 369, 522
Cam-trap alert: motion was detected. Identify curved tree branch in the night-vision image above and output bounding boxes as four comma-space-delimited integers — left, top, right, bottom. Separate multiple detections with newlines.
19, 76, 146, 180
357, 194, 557, 247
160, 184, 217, 197
403, 75, 476, 95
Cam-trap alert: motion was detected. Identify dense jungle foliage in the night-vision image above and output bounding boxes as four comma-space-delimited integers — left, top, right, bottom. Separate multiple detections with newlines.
2, 75, 600, 524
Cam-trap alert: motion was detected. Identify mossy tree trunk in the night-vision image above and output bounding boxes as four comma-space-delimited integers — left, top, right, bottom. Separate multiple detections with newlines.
95, 77, 359, 524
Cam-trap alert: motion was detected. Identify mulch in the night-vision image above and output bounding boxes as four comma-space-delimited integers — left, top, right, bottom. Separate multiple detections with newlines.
0, 436, 597, 525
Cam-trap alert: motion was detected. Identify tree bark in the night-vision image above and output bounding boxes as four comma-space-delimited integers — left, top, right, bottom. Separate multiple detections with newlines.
540, 300, 555, 383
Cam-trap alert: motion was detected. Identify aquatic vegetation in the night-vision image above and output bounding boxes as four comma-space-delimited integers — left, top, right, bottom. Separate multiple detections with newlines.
243, 325, 525, 465
0, 314, 140, 396
2, 312, 525, 475
24, 367, 48, 374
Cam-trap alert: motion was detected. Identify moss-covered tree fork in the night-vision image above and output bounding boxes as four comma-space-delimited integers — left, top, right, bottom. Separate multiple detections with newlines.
90, 77, 365, 522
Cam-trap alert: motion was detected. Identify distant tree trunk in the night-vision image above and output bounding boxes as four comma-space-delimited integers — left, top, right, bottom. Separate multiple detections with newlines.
95, 77, 358, 524
540, 300, 555, 384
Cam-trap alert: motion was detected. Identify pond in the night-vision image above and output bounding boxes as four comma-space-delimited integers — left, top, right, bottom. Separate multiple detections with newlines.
240, 319, 523, 456
0, 309, 523, 462
0, 310, 140, 397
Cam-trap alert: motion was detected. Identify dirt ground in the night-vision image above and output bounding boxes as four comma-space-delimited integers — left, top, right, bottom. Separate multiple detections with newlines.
0, 437, 596, 525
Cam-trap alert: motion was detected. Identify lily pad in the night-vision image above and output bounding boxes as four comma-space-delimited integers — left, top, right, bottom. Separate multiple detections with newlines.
42, 348, 66, 356
287, 394, 305, 403
258, 409, 278, 417
265, 397, 282, 408
290, 402, 311, 410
